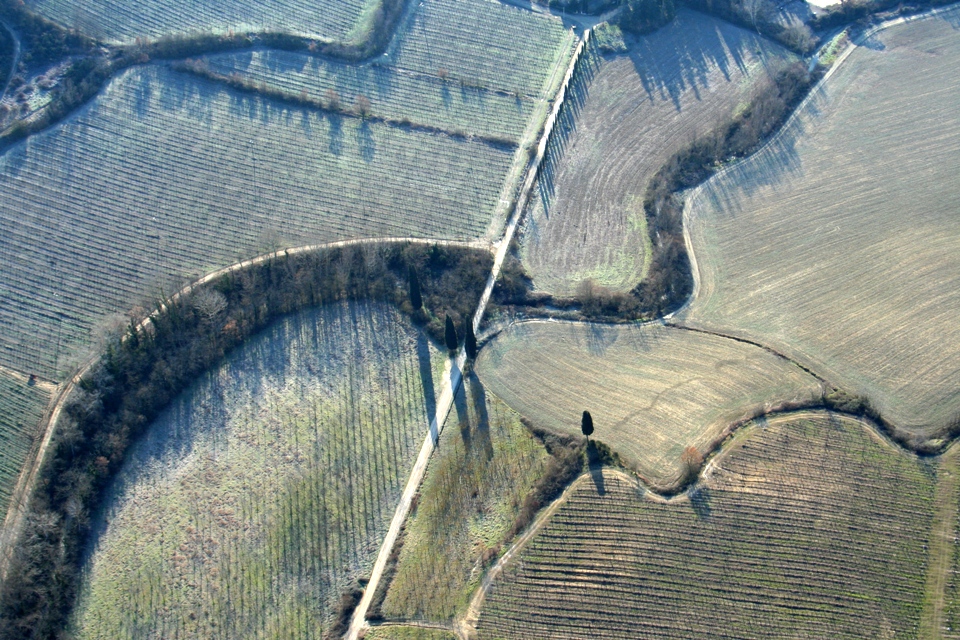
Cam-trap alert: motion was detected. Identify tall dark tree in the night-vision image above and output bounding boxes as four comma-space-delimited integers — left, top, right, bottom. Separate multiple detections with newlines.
444, 315, 459, 353
581, 410, 594, 438
463, 316, 477, 360
408, 265, 423, 312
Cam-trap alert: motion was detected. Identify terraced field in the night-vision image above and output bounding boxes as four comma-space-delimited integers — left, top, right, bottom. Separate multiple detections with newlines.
385, 0, 576, 98
0, 64, 513, 379
0, 371, 51, 513
381, 373, 551, 621
520, 10, 796, 295
678, 9, 960, 435
72, 300, 445, 639
26, 0, 373, 44
478, 412, 936, 639
475, 321, 821, 486
199, 50, 533, 141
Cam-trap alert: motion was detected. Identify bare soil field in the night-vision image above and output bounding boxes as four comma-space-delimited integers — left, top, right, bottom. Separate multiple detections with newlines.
519, 10, 796, 296
478, 412, 935, 639
678, 8, 960, 437
475, 320, 820, 487
71, 300, 445, 639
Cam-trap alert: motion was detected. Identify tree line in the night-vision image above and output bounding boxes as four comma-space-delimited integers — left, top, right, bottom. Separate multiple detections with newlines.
0, 242, 492, 639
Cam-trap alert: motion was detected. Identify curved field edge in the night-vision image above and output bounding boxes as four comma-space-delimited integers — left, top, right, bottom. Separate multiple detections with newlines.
71, 300, 442, 638
675, 4, 960, 442
0, 239, 494, 637
475, 319, 823, 489
518, 10, 797, 297
472, 410, 937, 639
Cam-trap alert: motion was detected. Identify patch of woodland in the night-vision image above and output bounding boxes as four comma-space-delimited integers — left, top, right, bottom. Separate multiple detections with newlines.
0, 0, 95, 70
0, 24, 12, 90
0, 0, 408, 149
172, 59, 518, 149
0, 242, 491, 640
682, 0, 819, 52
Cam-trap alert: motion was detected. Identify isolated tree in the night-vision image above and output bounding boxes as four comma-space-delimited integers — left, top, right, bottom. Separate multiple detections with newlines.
408, 266, 423, 312
325, 88, 340, 111
581, 410, 594, 438
463, 317, 477, 360
354, 94, 371, 118
444, 315, 459, 353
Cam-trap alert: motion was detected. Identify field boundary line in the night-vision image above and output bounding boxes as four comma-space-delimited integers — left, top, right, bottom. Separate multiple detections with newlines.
346, 27, 591, 640
0, 236, 488, 584
921, 441, 960, 639
457, 470, 593, 638
670, 0, 960, 324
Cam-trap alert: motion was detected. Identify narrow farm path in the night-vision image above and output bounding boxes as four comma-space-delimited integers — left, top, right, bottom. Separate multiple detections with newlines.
921, 442, 960, 639
0, 236, 486, 584
346, 29, 591, 640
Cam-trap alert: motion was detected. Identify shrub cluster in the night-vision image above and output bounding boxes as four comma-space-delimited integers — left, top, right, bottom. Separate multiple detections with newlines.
506, 419, 585, 541
0, 242, 492, 640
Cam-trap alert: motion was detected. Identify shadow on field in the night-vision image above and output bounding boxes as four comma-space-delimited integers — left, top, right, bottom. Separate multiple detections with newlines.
689, 486, 711, 520
535, 46, 601, 218
586, 441, 606, 496
629, 10, 774, 112
469, 371, 494, 461
417, 332, 438, 443
693, 84, 828, 219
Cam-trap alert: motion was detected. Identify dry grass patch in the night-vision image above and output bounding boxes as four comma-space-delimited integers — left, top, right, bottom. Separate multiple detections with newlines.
478, 412, 935, 639
519, 10, 796, 296
475, 320, 820, 487
379, 373, 551, 621
679, 8, 960, 437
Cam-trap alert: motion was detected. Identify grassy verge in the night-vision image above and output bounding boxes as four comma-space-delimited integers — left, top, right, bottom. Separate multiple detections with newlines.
0, 242, 491, 639
375, 380, 554, 622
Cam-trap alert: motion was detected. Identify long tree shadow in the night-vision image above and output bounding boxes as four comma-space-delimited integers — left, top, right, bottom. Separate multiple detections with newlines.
468, 370, 494, 461
586, 440, 606, 496
453, 370, 471, 452
416, 332, 437, 442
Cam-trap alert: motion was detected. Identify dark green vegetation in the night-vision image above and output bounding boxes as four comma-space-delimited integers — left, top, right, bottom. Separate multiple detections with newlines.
0, 243, 491, 640
479, 413, 936, 638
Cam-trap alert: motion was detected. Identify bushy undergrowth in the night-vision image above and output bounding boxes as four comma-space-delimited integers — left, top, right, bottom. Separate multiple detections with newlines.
0, 242, 491, 640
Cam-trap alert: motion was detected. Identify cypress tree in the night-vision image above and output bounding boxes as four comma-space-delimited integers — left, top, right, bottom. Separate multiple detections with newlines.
581, 410, 594, 438
463, 316, 477, 360
444, 315, 459, 353
408, 265, 423, 311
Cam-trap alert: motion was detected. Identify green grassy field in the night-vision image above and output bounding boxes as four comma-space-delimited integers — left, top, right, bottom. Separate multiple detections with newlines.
0, 371, 51, 513
478, 412, 936, 639
0, 64, 514, 379
380, 373, 551, 621
385, 0, 576, 98
25, 0, 375, 44
72, 300, 445, 639
475, 320, 820, 487
678, 8, 960, 437
520, 10, 796, 296
198, 50, 535, 142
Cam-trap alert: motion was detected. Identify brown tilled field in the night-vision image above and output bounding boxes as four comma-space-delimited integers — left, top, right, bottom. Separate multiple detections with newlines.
679, 9, 960, 436
519, 9, 796, 296
477, 412, 935, 639
475, 320, 821, 487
